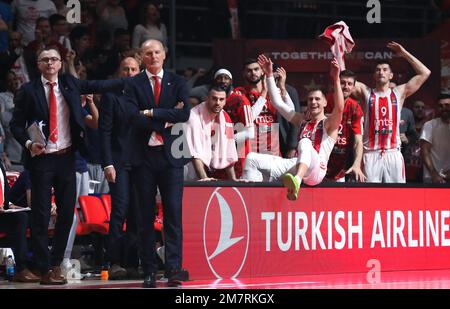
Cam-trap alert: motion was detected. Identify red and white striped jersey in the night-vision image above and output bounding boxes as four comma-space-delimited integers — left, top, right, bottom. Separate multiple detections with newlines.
233, 86, 279, 157
299, 119, 326, 153
364, 88, 401, 151
298, 118, 336, 169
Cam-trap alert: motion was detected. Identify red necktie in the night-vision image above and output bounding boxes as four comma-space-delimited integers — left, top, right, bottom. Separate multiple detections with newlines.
47, 82, 58, 143
152, 76, 161, 106
0, 172, 4, 207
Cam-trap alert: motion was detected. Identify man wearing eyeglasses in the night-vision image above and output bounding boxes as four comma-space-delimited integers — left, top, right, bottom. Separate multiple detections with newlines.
10, 48, 125, 285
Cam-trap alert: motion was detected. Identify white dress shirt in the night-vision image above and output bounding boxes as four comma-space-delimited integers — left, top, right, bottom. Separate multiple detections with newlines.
41, 76, 71, 153
145, 69, 164, 146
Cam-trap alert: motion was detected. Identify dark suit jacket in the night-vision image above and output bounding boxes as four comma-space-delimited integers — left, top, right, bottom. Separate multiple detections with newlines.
99, 92, 134, 168
0, 160, 11, 209
124, 71, 191, 168
10, 74, 124, 169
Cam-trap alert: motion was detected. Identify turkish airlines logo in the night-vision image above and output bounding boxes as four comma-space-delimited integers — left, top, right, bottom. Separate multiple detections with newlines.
203, 187, 249, 279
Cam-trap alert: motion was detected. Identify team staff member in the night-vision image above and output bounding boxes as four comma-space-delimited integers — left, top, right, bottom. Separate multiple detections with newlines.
124, 39, 190, 288
11, 48, 124, 285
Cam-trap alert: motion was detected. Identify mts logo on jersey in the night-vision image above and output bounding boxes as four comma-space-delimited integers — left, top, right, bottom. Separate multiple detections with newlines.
336, 124, 348, 146
203, 187, 250, 279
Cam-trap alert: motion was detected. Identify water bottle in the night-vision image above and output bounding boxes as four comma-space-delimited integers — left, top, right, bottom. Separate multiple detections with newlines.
6, 256, 15, 282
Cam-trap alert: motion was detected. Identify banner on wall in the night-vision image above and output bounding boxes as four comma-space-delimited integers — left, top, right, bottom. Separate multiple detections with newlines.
183, 186, 450, 280
213, 39, 440, 107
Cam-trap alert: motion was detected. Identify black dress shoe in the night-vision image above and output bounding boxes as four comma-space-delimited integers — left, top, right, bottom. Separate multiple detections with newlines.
109, 264, 127, 280
142, 273, 156, 288
166, 268, 189, 287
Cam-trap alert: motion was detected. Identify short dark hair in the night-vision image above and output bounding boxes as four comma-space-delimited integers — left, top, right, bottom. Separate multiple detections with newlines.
69, 25, 90, 43
340, 69, 356, 80
36, 17, 49, 26
209, 85, 227, 94
243, 58, 258, 69
49, 14, 66, 28
438, 93, 450, 101
375, 60, 392, 70
36, 47, 61, 60
307, 88, 326, 98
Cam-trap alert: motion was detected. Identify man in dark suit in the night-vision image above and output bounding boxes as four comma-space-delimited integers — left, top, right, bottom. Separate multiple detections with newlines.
124, 39, 190, 288
10, 48, 124, 285
0, 161, 40, 283
99, 56, 141, 279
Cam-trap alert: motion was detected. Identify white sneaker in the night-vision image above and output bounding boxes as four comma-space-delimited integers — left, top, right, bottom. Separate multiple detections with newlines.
157, 246, 165, 264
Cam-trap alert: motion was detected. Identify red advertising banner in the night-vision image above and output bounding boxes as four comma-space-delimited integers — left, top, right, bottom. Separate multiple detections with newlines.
213, 39, 440, 107
183, 186, 450, 280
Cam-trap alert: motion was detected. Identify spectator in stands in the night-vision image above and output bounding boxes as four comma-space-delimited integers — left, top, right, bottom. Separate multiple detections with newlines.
99, 56, 141, 280
0, 1, 12, 54
185, 67, 206, 90
52, 0, 70, 18
69, 26, 95, 77
11, 0, 57, 45
403, 100, 430, 182
10, 47, 124, 285
9, 31, 24, 57
412, 100, 430, 133
103, 28, 132, 78
420, 93, 450, 183
75, 60, 87, 80
0, 70, 23, 171
324, 70, 365, 182
96, 0, 129, 47
183, 67, 197, 82
132, 1, 167, 50
49, 14, 72, 52
79, 4, 97, 43
189, 68, 234, 106
5, 31, 30, 88
185, 86, 238, 181
0, 162, 40, 282
400, 106, 418, 154
400, 104, 420, 182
